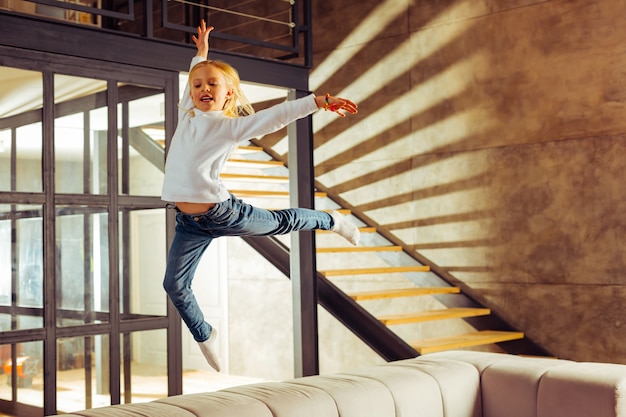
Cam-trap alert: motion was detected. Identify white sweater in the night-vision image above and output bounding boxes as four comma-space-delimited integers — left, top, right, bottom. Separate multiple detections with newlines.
161, 56, 319, 203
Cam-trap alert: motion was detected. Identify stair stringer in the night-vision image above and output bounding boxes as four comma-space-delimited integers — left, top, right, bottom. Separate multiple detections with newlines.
242, 234, 418, 362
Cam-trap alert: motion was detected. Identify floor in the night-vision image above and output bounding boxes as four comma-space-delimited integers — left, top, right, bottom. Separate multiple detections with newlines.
0, 366, 266, 416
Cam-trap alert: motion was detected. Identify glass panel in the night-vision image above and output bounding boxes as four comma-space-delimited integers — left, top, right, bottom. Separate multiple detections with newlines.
0, 205, 45, 331
6, 0, 102, 27
16, 341, 43, 407
57, 335, 110, 414
0, 341, 44, 407
56, 206, 109, 327
55, 112, 84, 194
16, 206, 44, 332
0, 128, 10, 191
0, 210, 10, 308
0, 66, 43, 193
121, 329, 168, 404
55, 74, 108, 195
118, 85, 165, 196
0, 344, 10, 402
91, 106, 109, 195
120, 208, 167, 317
15, 122, 42, 193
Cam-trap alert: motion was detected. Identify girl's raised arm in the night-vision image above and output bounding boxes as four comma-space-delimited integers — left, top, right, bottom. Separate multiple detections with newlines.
192, 19, 213, 59
179, 21, 212, 116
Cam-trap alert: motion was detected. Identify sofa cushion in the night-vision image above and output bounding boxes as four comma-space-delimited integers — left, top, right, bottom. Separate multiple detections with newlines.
480, 356, 573, 417
391, 357, 482, 417
424, 350, 524, 373
344, 364, 445, 417
538, 362, 626, 417
156, 390, 274, 417
220, 381, 338, 417
289, 373, 395, 417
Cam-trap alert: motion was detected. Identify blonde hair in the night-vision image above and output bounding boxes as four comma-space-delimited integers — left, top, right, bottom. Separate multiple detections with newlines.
188, 60, 255, 118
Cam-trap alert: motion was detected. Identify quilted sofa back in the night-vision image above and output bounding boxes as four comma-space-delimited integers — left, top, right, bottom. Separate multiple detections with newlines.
53, 351, 626, 417
54, 356, 482, 417
429, 351, 626, 417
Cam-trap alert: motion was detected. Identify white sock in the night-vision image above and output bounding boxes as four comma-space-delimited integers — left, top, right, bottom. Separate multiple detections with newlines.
330, 211, 360, 246
198, 329, 221, 372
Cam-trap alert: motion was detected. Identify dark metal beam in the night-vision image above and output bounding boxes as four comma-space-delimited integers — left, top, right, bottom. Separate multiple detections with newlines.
0, 84, 162, 130
42, 69, 58, 417
0, 12, 310, 90
129, 128, 165, 172
107, 80, 122, 406
287, 89, 319, 377
164, 74, 183, 398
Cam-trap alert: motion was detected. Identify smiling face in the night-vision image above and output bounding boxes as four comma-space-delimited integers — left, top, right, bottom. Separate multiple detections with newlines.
189, 63, 233, 112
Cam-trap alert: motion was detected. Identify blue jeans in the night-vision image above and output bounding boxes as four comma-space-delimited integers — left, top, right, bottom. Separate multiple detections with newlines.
163, 193, 334, 342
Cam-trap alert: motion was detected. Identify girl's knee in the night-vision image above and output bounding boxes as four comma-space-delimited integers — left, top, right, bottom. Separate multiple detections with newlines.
163, 275, 180, 295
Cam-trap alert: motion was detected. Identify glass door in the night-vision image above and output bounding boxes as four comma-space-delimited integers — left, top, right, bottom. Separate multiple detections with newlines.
0, 52, 178, 417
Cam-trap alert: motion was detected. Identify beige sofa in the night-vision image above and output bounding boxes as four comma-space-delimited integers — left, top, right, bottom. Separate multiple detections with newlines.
56, 350, 626, 417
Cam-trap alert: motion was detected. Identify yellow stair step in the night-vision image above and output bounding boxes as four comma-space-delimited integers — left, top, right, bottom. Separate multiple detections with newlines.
220, 173, 289, 183
317, 226, 376, 234
378, 307, 490, 326
157, 143, 264, 153
231, 189, 327, 198
317, 246, 402, 253
225, 159, 285, 168
236, 145, 264, 153
349, 286, 460, 301
320, 265, 430, 277
321, 209, 351, 215
411, 330, 524, 354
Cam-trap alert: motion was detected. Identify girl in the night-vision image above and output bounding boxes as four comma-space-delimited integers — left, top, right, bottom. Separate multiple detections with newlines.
161, 20, 360, 372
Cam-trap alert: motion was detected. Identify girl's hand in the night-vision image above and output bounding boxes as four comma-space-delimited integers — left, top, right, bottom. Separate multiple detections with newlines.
316, 94, 358, 117
192, 19, 214, 59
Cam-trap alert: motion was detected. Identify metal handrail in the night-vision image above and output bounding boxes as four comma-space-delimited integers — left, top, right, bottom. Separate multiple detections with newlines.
171, 0, 296, 28
3, 0, 310, 64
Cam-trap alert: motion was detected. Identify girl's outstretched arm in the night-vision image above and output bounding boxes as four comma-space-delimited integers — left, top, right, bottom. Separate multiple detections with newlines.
192, 19, 213, 59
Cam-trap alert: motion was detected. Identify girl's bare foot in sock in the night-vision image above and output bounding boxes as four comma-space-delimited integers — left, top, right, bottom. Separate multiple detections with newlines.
330, 211, 360, 246
198, 329, 220, 372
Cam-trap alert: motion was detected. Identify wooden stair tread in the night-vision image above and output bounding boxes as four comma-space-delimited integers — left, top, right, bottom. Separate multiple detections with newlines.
378, 307, 490, 325
411, 330, 524, 354
349, 286, 460, 301
231, 189, 327, 198
221, 173, 288, 183
320, 265, 430, 277
317, 246, 402, 253
321, 209, 351, 215
225, 159, 285, 168
317, 227, 376, 234
156, 142, 263, 153
236, 145, 264, 153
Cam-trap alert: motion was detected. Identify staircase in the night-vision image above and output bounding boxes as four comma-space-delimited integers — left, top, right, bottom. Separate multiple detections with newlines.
139, 122, 545, 358
214, 143, 532, 357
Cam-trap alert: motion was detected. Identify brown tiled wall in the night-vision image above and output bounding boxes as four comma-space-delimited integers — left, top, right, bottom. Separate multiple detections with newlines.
294, 0, 626, 364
